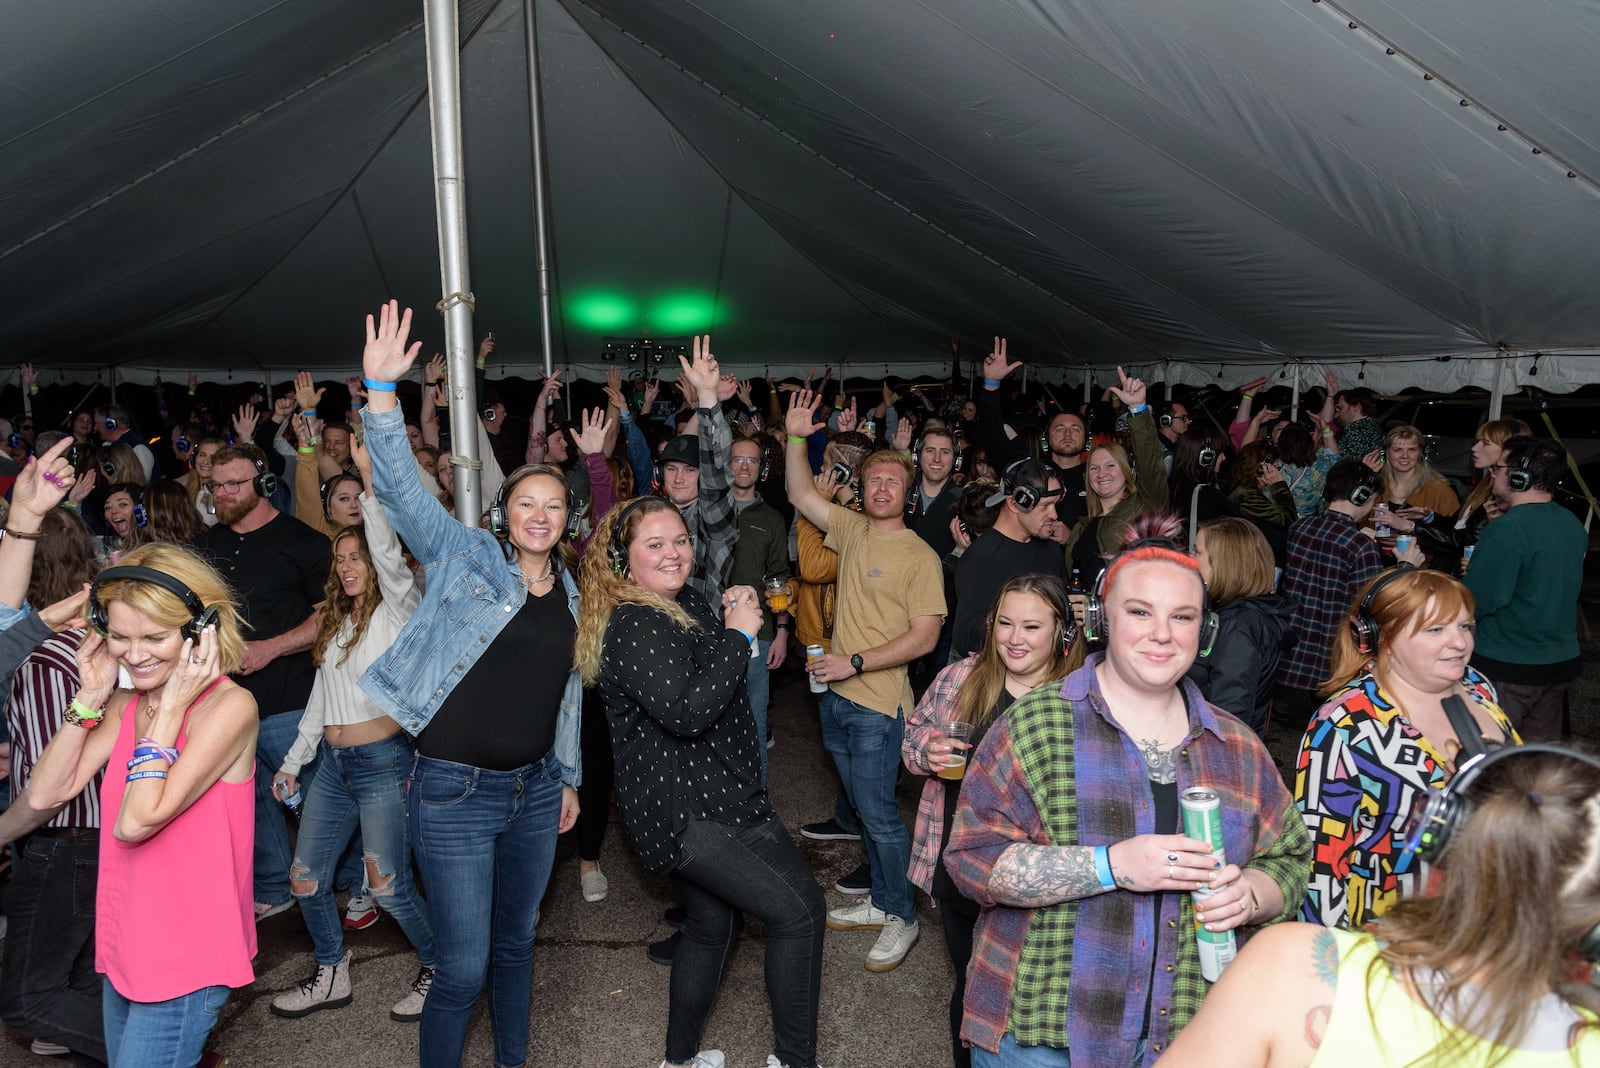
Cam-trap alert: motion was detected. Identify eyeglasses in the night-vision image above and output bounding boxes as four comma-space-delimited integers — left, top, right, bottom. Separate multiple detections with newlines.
730, 457, 762, 467
204, 478, 255, 495
1487, 464, 1509, 473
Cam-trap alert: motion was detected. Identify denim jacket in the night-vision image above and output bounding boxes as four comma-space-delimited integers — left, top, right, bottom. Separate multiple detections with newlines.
357, 402, 582, 787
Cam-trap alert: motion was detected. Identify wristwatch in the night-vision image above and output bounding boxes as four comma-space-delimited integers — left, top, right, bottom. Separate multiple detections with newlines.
850, 653, 865, 676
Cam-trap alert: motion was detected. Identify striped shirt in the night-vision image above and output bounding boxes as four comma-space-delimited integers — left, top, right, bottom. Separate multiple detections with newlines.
1278, 509, 1383, 691
7, 628, 101, 829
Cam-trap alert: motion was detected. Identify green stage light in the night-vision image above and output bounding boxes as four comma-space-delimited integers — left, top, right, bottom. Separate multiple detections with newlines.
649, 292, 720, 332
569, 292, 636, 330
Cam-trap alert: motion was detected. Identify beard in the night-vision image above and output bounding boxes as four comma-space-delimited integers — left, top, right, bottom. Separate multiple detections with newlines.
214, 494, 259, 526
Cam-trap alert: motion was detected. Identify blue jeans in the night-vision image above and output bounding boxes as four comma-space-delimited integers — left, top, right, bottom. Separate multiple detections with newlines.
667, 817, 825, 1068
817, 692, 913, 920
290, 734, 434, 967
970, 1035, 1145, 1066
410, 751, 564, 1068
101, 979, 228, 1068
746, 638, 772, 786
254, 709, 362, 905
0, 832, 106, 1063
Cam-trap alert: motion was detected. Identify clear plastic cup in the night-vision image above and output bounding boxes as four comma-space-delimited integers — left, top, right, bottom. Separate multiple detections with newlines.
935, 720, 974, 781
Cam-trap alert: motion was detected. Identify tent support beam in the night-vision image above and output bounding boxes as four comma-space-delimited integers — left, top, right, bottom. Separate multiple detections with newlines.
1489, 353, 1509, 422
523, 0, 556, 379
424, 0, 483, 525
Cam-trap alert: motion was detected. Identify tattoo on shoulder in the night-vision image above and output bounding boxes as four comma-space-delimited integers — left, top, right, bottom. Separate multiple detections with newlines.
1304, 1004, 1330, 1050
992, 845, 1110, 905
1311, 928, 1339, 988
1138, 736, 1178, 784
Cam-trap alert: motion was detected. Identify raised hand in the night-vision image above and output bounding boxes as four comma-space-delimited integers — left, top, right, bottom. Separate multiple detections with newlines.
271, 393, 296, 424
12, 436, 77, 518
294, 371, 325, 413
736, 378, 755, 408
73, 631, 120, 698
345, 376, 367, 407
602, 381, 628, 414
568, 407, 612, 456
362, 300, 423, 385
815, 468, 844, 499
349, 435, 371, 481
425, 354, 447, 387
1106, 366, 1148, 410
478, 334, 496, 361
678, 335, 720, 403
538, 370, 563, 405
1254, 407, 1283, 425
1238, 376, 1269, 396
295, 414, 324, 449
187, 371, 200, 393
984, 337, 1022, 386
68, 467, 97, 505
642, 379, 660, 411
892, 417, 914, 452
1362, 448, 1384, 473
785, 389, 829, 440
1323, 370, 1339, 395
836, 397, 859, 433
19, 362, 37, 388
232, 404, 259, 443
716, 373, 739, 403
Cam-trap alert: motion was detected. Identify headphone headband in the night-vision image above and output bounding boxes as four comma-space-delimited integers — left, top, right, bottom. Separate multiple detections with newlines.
88, 565, 217, 642
1350, 564, 1415, 656
606, 496, 663, 575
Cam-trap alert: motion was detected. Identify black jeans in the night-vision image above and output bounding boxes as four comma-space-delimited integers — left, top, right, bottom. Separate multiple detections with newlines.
575, 686, 614, 863
938, 891, 979, 1068
0, 832, 108, 1066
667, 816, 826, 1068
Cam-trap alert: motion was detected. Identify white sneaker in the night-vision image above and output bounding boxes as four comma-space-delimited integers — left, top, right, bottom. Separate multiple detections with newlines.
30, 1038, 70, 1056
657, 1053, 725, 1068
389, 964, 433, 1021
254, 899, 294, 923
270, 950, 353, 1017
343, 894, 379, 930
580, 865, 609, 903
864, 915, 919, 972
825, 897, 887, 932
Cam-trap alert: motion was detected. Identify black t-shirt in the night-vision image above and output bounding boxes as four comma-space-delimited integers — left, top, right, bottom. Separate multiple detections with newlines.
951, 530, 1066, 658
1053, 463, 1088, 528
907, 480, 959, 560
193, 512, 329, 717
933, 688, 1016, 912
418, 582, 575, 770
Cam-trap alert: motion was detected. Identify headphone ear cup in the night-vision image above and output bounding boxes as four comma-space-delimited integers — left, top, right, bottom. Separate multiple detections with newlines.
1350, 614, 1378, 655
1083, 592, 1105, 646
1013, 485, 1039, 511
1198, 610, 1219, 658
132, 503, 147, 528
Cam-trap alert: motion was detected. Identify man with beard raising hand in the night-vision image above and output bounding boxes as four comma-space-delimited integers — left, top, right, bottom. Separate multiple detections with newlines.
976, 338, 1090, 529
193, 442, 333, 921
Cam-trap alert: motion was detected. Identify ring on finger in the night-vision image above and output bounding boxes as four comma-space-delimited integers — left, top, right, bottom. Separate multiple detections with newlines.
1167, 864, 1174, 880
1166, 852, 1179, 863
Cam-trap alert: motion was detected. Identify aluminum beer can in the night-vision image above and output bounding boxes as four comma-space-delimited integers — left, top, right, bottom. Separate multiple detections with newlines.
806, 644, 828, 694
1181, 786, 1237, 982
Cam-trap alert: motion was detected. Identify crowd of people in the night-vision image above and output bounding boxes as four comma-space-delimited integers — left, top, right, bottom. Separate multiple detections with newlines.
0, 315, 1594, 1067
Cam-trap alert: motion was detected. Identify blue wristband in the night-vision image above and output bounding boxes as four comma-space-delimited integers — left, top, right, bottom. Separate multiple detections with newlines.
734, 628, 756, 644
1129, 403, 1149, 415
126, 770, 169, 783
1094, 845, 1116, 890
363, 377, 397, 393
983, 378, 1001, 388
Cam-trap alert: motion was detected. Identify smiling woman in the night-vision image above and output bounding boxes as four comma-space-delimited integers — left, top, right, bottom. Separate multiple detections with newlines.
1294, 566, 1518, 930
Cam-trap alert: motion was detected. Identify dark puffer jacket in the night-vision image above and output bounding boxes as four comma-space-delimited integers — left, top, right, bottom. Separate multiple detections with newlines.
1186, 591, 1298, 733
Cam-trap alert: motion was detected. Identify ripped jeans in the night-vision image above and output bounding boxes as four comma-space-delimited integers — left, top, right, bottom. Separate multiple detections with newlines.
289, 733, 434, 968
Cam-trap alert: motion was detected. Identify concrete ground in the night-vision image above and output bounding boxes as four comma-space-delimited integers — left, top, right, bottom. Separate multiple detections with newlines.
5, 571, 1599, 1066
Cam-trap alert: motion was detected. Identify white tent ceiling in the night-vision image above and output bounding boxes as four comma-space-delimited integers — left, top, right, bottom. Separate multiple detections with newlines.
3, 0, 1600, 392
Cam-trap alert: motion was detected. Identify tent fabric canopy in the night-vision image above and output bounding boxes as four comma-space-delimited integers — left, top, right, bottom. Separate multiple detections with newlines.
3, 0, 1599, 392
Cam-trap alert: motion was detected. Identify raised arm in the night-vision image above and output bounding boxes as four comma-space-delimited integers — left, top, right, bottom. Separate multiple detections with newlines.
1108, 367, 1168, 506
783, 389, 834, 531
0, 436, 76, 608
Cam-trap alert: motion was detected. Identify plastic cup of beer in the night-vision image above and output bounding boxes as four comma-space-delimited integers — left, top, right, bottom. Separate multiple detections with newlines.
764, 577, 791, 614
936, 720, 974, 781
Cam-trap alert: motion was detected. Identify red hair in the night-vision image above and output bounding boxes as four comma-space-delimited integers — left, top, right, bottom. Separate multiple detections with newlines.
1100, 513, 1202, 598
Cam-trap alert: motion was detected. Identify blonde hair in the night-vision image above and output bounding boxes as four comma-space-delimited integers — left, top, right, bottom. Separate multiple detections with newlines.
1461, 419, 1531, 517
955, 574, 1082, 730
860, 449, 914, 484
1085, 443, 1136, 518
1382, 425, 1449, 502
95, 543, 247, 675
1368, 749, 1600, 1066
1321, 568, 1475, 695
575, 498, 695, 684
1195, 517, 1275, 605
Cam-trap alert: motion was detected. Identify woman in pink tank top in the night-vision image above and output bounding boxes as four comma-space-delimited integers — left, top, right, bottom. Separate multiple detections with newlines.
24, 543, 258, 1068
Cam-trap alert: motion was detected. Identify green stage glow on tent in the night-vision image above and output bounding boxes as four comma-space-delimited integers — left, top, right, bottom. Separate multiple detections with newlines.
569, 292, 636, 330
649, 292, 720, 332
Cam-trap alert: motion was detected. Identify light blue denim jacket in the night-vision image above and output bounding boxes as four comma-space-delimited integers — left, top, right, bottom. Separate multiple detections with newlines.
357, 402, 582, 787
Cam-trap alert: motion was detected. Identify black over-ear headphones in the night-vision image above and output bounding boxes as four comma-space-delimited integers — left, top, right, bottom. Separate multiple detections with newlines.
88, 565, 220, 643
490, 466, 582, 541
320, 475, 361, 521
986, 458, 1059, 513
606, 496, 660, 575
1082, 539, 1219, 657
1506, 446, 1537, 493
247, 453, 279, 499
1350, 564, 1414, 656
1197, 427, 1217, 470
1401, 741, 1600, 963
1349, 466, 1381, 508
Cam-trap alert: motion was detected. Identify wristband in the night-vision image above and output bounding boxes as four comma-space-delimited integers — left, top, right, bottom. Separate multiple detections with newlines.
28, 384, 38, 396
733, 628, 756, 644
127, 752, 168, 771
3, 527, 44, 541
786, 434, 806, 444
1240, 392, 1255, 399
1093, 845, 1116, 890
747, 405, 758, 414
188, 388, 197, 396
1128, 403, 1149, 415
137, 738, 180, 765
983, 378, 1001, 388
297, 445, 317, 455
362, 378, 397, 393
126, 770, 169, 783
1320, 427, 1334, 436
618, 409, 633, 422
300, 410, 317, 419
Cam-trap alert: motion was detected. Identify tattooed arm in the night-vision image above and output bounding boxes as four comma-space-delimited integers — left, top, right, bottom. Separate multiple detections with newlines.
988, 844, 1111, 905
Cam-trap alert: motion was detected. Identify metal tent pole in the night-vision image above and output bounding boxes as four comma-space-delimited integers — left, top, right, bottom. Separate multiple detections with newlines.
423, 0, 482, 524
1488, 353, 1509, 422
523, 0, 556, 379
1291, 363, 1302, 415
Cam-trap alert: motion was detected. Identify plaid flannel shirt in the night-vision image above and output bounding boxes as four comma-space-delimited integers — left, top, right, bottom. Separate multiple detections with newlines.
1278, 509, 1383, 690
945, 656, 1310, 1064
682, 402, 736, 615
904, 654, 980, 894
